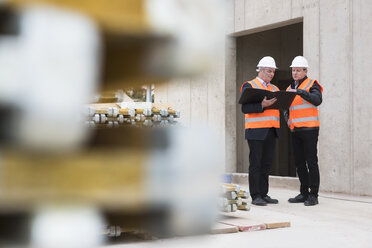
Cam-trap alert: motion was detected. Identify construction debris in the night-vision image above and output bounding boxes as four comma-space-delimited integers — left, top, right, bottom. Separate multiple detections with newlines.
102, 226, 157, 240
218, 216, 291, 232
210, 222, 239, 235
265, 222, 291, 229
103, 226, 122, 238
84, 102, 180, 128
220, 183, 250, 213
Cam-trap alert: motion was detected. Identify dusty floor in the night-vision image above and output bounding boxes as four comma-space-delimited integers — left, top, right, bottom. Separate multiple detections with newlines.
103, 187, 372, 248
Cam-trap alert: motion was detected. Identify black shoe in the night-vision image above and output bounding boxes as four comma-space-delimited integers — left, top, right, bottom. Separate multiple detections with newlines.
288, 194, 308, 203
304, 195, 318, 206
262, 195, 279, 204
252, 196, 267, 206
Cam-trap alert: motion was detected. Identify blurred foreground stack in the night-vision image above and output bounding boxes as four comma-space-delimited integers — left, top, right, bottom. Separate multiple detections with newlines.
0, 0, 224, 247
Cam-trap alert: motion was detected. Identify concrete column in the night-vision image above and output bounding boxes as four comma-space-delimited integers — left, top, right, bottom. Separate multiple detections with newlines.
225, 38, 237, 173
319, 0, 352, 193
352, 0, 372, 195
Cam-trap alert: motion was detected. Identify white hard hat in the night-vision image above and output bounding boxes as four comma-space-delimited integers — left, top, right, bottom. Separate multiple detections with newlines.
290, 56, 309, 68
257, 56, 278, 69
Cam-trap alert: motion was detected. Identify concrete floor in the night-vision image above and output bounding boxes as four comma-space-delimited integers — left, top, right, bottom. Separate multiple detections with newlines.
103, 187, 372, 248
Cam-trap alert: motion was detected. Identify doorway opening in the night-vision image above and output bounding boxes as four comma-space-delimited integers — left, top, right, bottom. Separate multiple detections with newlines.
236, 22, 303, 177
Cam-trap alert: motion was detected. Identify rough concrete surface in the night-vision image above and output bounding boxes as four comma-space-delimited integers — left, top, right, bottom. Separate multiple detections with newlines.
102, 186, 372, 248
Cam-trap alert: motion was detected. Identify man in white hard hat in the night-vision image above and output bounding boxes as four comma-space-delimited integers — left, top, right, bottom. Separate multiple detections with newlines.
239, 56, 280, 206
285, 56, 323, 206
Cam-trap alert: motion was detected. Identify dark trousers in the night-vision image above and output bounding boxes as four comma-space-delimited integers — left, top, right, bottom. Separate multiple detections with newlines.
247, 128, 276, 200
291, 129, 320, 197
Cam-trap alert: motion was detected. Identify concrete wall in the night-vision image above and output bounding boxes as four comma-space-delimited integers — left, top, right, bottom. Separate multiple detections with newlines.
227, 0, 372, 196
154, 59, 230, 170
154, 4, 237, 173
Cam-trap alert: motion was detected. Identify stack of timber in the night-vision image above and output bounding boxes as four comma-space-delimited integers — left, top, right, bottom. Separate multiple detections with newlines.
220, 183, 250, 212
84, 102, 180, 128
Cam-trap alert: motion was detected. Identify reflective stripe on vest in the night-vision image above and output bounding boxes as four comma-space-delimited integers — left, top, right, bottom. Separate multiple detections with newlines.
287, 78, 322, 130
289, 103, 318, 111
245, 116, 280, 123
290, 116, 319, 124
303, 80, 314, 91
250, 80, 261, 89
242, 78, 280, 129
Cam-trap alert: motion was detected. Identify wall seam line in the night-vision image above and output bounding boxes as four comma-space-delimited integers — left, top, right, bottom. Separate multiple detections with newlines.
291, 0, 292, 19
233, 0, 236, 33
349, 0, 354, 195
318, 0, 321, 81
243, 0, 246, 30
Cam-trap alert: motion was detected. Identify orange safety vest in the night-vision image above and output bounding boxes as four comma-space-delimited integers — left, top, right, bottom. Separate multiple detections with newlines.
286, 78, 323, 130
240, 78, 280, 129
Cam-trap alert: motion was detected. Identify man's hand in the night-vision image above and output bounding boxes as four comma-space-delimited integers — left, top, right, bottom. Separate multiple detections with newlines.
261, 96, 277, 108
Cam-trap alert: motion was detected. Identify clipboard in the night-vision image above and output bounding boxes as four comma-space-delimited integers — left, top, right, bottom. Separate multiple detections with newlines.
238, 88, 297, 109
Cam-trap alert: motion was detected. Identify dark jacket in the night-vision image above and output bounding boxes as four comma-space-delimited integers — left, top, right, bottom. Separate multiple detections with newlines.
241, 81, 280, 140
283, 76, 322, 132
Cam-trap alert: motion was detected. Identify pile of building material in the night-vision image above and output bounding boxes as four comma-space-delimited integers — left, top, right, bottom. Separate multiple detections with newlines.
103, 226, 122, 238
220, 183, 250, 212
84, 102, 180, 128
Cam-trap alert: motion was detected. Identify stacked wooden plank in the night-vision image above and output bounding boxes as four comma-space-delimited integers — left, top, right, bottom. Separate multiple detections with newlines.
220, 183, 250, 212
84, 103, 180, 128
